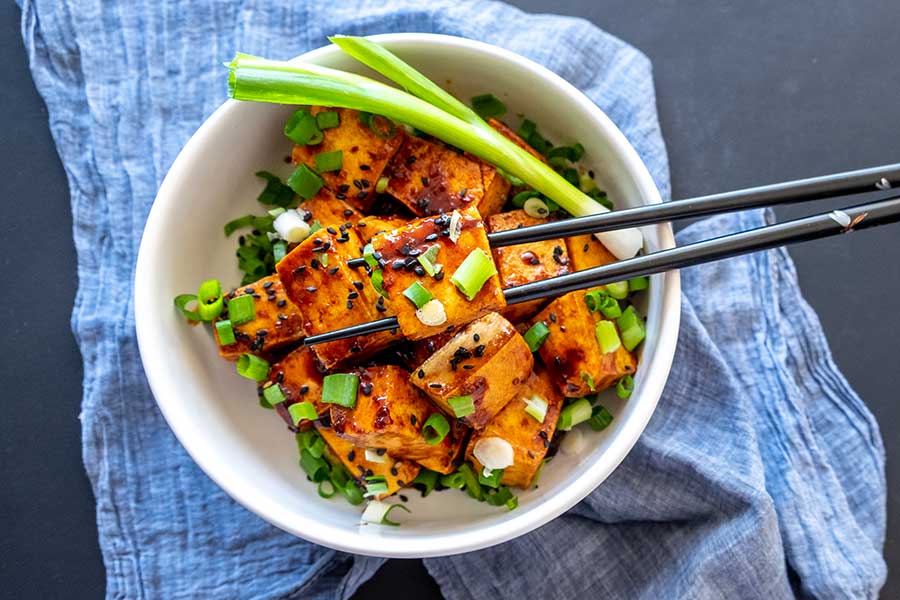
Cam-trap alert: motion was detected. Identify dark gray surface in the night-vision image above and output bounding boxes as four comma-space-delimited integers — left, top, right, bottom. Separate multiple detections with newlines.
2, 2, 896, 598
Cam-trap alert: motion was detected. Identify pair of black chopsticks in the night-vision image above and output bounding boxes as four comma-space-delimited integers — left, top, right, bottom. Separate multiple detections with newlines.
306, 163, 900, 345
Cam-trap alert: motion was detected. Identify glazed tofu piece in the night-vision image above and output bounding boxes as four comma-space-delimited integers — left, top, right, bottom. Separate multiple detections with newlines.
411, 312, 534, 430
370, 207, 506, 340
531, 291, 636, 397
297, 193, 361, 230
486, 210, 571, 322
291, 107, 405, 211
316, 423, 420, 499
565, 233, 617, 272
264, 346, 327, 430
355, 214, 408, 244
466, 367, 564, 488
214, 274, 304, 360
478, 162, 511, 217
276, 228, 397, 369
329, 365, 466, 474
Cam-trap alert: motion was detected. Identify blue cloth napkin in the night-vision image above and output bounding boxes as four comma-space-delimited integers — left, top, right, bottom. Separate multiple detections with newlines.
19, 0, 886, 597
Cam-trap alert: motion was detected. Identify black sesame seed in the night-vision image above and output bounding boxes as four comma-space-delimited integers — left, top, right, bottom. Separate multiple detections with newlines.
405, 155, 417, 165
352, 179, 363, 189
376, 448, 386, 456
257, 329, 268, 336
361, 382, 373, 396
336, 193, 347, 200
413, 266, 425, 276
463, 364, 474, 370
277, 299, 287, 307
549, 313, 557, 322
252, 293, 261, 299
418, 369, 425, 379
348, 450, 356, 461
344, 208, 354, 217
433, 271, 445, 281
583, 243, 589, 252
473, 344, 486, 358
338, 184, 350, 193
300, 385, 309, 394
421, 176, 429, 186
390, 466, 399, 476
244, 287, 254, 294
348, 291, 359, 300
302, 210, 313, 222
321, 241, 331, 250
391, 259, 405, 271
310, 259, 320, 269
399, 243, 412, 256
360, 164, 371, 171
328, 266, 339, 275
357, 221, 367, 228
327, 226, 338, 235
293, 266, 306, 276
529, 257, 540, 265
306, 286, 317, 293
458, 188, 467, 198
278, 314, 287, 321
424, 233, 438, 242
473, 333, 480, 342
346, 300, 354, 309
360, 178, 370, 189
353, 281, 364, 290
399, 494, 408, 503
365, 469, 374, 477
375, 304, 387, 312
267, 295, 276, 302
356, 191, 367, 200
428, 383, 442, 389
410, 415, 417, 426
312, 237, 323, 245
263, 281, 273, 289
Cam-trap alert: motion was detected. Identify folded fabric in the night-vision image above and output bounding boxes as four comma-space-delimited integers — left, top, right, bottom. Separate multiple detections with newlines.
19, 0, 885, 597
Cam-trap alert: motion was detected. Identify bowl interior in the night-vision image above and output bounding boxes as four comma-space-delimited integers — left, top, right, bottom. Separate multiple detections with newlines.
135, 33, 678, 557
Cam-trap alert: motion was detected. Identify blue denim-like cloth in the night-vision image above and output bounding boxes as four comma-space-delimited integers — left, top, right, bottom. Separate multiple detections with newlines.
19, 0, 886, 597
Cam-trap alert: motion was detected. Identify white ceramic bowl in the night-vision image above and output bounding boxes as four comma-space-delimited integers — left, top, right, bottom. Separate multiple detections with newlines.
134, 33, 680, 557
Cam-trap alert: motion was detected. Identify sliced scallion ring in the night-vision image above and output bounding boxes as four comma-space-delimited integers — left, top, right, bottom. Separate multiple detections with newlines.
321, 373, 360, 408
422, 413, 450, 445
523, 197, 550, 219
361, 500, 410, 526
236, 353, 269, 381
447, 394, 475, 418
450, 248, 496, 301
174, 294, 201, 321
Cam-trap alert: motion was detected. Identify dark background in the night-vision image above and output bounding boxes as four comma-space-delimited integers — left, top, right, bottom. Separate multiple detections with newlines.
2, 1, 896, 597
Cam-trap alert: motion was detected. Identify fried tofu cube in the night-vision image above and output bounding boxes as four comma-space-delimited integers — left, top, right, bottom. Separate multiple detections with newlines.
329, 365, 465, 474
214, 274, 304, 360
276, 228, 397, 369
291, 107, 405, 211
265, 346, 327, 431
355, 214, 408, 244
466, 367, 564, 488
370, 207, 506, 340
411, 312, 534, 430
532, 291, 636, 397
296, 193, 361, 230
316, 423, 420, 499
565, 233, 617, 272
486, 210, 571, 323
478, 162, 511, 217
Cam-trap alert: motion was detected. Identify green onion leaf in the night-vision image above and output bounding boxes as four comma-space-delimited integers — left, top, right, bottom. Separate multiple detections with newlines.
364, 475, 390, 498
174, 294, 201, 322
284, 109, 323, 145
471, 93, 507, 119
317, 479, 336, 498
628, 276, 649, 292
524, 395, 548, 423
236, 353, 269, 381
547, 143, 585, 163
484, 486, 518, 510
314, 149, 343, 172
581, 372, 596, 392
321, 373, 360, 408
329, 463, 351, 488
478, 467, 504, 489
287, 163, 325, 200
457, 463, 483, 501
588, 405, 614, 431
224, 215, 255, 237
617, 306, 646, 351
362, 243, 378, 268
370, 269, 388, 298
299, 449, 330, 482
417, 245, 441, 277
447, 395, 475, 418
557, 397, 592, 431
263, 383, 287, 406
308, 220, 323, 235
375, 176, 389, 193
584, 289, 607, 312
403, 281, 434, 309
595, 320, 622, 354
273, 241, 287, 263
227, 294, 256, 325
605, 280, 629, 300
315, 110, 340, 129
422, 413, 450, 445
255, 171, 296, 207
511, 190, 541, 209
523, 321, 551, 352
616, 375, 635, 399
450, 248, 497, 301
590, 294, 622, 319
215, 319, 236, 345
341, 481, 364, 505
439, 471, 466, 489
288, 401, 318, 424
411, 469, 440, 497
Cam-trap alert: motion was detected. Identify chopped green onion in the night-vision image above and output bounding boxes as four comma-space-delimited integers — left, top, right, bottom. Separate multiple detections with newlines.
628, 276, 649, 292
297, 429, 318, 452
547, 143, 585, 163
402, 281, 434, 309
362, 243, 378, 268
273, 241, 287, 263
174, 294, 200, 321
411, 469, 440, 497
478, 467, 504, 489
511, 190, 540, 209
255, 171, 296, 207
581, 372, 596, 391
299, 449, 330, 482
616, 375, 635, 399
484, 485, 517, 510
284, 109, 323, 145
227, 294, 256, 325
596, 295, 622, 319
524, 395, 548, 423
314, 149, 343, 172
308, 220, 323, 235
370, 269, 388, 298
197, 279, 224, 321
341, 482, 364, 505
557, 397, 592, 431
306, 434, 326, 459
422, 413, 450, 445
268, 207, 286, 218
315, 110, 340, 129
329, 463, 351, 488
439, 471, 466, 489
375, 176, 389, 193
523, 197, 550, 219
263, 383, 287, 406
523, 321, 550, 352
450, 248, 497, 301
595, 320, 622, 354
361, 500, 410, 526
447, 395, 475, 418
588, 405, 614, 431
288, 401, 318, 424
584, 289, 606, 312
317, 479, 336, 498
321, 373, 359, 408
471, 93, 507, 119
578, 172, 595, 193
417, 245, 441, 277
215, 319, 236, 345
617, 306, 646, 351
364, 475, 390, 498
357, 111, 396, 139
224, 215, 254, 236
287, 164, 325, 200
236, 353, 269, 381
517, 119, 536, 139
605, 280, 629, 300
457, 463, 483, 501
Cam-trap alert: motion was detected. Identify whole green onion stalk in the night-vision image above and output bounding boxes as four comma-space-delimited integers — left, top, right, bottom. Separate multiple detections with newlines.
226, 39, 643, 259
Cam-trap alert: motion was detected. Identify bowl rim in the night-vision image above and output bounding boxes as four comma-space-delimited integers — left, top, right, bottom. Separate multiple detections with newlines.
134, 32, 681, 558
